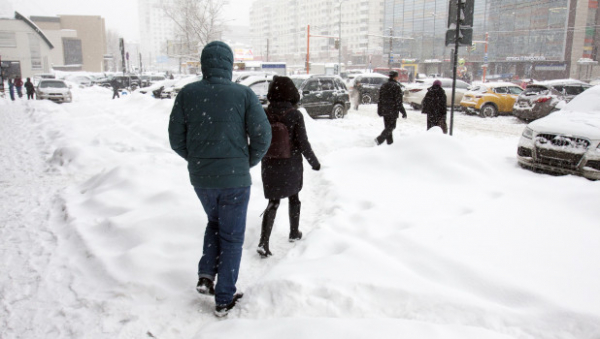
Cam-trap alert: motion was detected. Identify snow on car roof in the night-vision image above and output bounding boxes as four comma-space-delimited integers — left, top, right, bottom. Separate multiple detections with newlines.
561, 84, 600, 113
239, 75, 274, 86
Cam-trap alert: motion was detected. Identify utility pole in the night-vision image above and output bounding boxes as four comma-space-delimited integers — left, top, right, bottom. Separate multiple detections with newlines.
388, 27, 393, 71
306, 25, 310, 74
338, 0, 348, 74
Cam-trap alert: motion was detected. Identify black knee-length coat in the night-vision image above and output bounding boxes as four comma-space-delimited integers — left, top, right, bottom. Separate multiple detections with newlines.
261, 101, 320, 199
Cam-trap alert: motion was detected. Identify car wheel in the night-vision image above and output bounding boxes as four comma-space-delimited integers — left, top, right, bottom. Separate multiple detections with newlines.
361, 94, 372, 105
480, 104, 497, 118
330, 103, 345, 119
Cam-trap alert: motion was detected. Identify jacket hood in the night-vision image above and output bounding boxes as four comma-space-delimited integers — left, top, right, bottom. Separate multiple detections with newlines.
200, 41, 233, 80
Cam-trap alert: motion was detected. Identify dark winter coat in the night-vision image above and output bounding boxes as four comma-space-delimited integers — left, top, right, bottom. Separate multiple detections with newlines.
25, 80, 35, 94
169, 41, 272, 189
377, 79, 407, 118
421, 85, 447, 117
261, 101, 320, 199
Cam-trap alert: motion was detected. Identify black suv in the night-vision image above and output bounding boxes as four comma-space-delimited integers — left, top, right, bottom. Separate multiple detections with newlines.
290, 75, 350, 119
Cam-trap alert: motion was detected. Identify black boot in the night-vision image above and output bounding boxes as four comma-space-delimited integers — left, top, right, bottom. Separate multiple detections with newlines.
257, 201, 278, 258
289, 201, 302, 242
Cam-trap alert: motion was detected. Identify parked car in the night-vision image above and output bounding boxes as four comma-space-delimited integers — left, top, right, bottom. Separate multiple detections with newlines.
352, 73, 392, 104
539, 79, 592, 99
290, 75, 350, 119
160, 75, 202, 99
516, 85, 600, 180
512, 84, 568, 122
64, 74, 93, 87
239, 75, 274, 105
140, 75, 167, 88
36, 79, 72, 103
233, 71, 276, 83
404, 78, 470, 110
460, 82, 524, 117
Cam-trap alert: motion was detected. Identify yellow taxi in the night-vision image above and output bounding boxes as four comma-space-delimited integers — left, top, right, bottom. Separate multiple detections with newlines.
460, 82, 524, 117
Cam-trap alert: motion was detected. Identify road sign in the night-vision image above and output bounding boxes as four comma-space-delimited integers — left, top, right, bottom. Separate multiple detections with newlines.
445, 28, 473, 46
448, 0, 475, 28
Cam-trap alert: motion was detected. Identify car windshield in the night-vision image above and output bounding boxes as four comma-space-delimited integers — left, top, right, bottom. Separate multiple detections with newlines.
40, 81, 67, 88
291, 78, 306, 89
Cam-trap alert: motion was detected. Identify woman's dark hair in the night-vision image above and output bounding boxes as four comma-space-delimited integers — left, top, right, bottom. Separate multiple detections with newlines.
267, 75, 300, 105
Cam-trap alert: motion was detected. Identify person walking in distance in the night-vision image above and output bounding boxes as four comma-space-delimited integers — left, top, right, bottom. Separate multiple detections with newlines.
8, 78, 15, 101
168, 41, 272, 317
14, 75, 23, 98
111, 78, 121, 99
257, 76, 321, 258
375, 70, 407, 145
421, 79, 448, 134
24, 78, 35, 100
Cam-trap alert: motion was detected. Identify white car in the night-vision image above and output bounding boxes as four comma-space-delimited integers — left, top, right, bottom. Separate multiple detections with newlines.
403, 78, 470, 110
64, 75, 93, 87
517, 85, 600, 180
161, 75, 202, 99
36, 79, 72, 103
239, 75, 274, 104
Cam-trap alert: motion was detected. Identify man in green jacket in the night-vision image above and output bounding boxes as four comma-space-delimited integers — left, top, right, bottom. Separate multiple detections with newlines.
168, 41, 271, 317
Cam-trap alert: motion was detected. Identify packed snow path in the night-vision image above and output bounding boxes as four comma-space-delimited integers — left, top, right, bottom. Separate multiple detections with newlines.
1, 87, 599, 339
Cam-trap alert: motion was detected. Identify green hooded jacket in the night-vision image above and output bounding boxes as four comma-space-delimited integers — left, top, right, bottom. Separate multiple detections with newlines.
168, 41, 272, 188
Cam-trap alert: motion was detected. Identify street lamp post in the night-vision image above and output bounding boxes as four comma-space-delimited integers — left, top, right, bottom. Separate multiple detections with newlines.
338, 0, 348, 74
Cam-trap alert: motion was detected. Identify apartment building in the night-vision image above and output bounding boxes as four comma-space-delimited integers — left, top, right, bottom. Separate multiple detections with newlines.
250, 0, 385, 70
138, 0, 177, 69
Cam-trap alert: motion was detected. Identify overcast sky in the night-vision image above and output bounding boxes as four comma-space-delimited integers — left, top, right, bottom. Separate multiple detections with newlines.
6, 0, 252, 42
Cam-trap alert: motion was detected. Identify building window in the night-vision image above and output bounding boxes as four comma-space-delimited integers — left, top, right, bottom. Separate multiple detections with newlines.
28, 33, 42, 69
63, 38, 83, 66
0, 31, 17, 47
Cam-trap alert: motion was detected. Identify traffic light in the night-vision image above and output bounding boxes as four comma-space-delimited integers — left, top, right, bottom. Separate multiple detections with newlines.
334, 39, 340, 49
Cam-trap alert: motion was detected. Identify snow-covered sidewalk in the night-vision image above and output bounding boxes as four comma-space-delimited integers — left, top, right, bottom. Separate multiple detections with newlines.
1, 89, 599, 339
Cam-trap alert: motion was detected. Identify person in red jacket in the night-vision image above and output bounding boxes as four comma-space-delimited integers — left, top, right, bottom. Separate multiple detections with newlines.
14, 75, 23, 98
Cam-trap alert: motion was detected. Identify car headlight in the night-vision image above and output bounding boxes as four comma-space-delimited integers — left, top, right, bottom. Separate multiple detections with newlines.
522, 127, 534, 139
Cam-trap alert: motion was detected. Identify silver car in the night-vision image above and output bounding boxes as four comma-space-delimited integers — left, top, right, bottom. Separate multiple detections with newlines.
517, 85, 600, 180
36, 79, 72, 103
404, 78, 470, 110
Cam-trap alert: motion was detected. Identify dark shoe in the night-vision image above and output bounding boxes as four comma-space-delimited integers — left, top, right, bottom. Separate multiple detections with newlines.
214, 293, 244, 317
375, 137, 383, 145
289, 230, 302, 242
257, 244, 272, 258
196, 277, 215, 296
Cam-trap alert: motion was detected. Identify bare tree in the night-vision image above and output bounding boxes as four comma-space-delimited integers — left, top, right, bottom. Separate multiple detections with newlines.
162, 0, 229, 60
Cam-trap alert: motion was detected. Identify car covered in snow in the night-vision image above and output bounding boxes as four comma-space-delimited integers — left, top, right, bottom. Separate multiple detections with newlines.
404, 78, 470, 110
512, 80, 591, 121
36, 79, 72, 103
460, 82, 523, 117
517, 85, 600, 180
290, 75, 350, 119
512, 84, 567, 122
161, 75, 202, 99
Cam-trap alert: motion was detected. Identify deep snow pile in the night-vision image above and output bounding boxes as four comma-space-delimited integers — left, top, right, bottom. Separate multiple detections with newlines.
1, 86, 599, 339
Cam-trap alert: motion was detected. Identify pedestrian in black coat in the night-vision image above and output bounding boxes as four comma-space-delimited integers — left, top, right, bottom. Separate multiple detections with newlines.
375, 70, 407, 145
421, 80, 448, 134
24, 78, 35, 100
258, 76, 321, 258
111, 79, 120, 99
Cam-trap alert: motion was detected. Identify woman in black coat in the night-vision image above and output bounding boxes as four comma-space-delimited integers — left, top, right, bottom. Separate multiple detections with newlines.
258, 76, 321, 258
421, 80, 448, 134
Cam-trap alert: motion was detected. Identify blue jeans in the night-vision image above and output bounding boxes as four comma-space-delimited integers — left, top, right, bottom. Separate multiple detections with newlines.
194, 186, 251, 305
